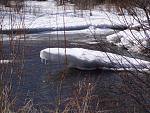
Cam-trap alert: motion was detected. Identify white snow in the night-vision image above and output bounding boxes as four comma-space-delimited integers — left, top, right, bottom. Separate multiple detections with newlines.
1, 0, 141, 33
106, 29, 150, 52
1, 12, 128, 31
40, 48, 150, 71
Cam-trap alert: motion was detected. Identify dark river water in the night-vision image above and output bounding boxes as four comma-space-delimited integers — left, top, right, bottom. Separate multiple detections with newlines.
1, 32, 150, 112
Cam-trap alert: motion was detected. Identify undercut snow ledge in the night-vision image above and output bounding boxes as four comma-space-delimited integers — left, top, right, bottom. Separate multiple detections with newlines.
40, 48, 150, 71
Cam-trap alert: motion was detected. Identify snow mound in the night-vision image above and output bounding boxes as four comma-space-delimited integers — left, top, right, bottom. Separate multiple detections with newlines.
40, 48, 150, 71
106, 29, 150, 53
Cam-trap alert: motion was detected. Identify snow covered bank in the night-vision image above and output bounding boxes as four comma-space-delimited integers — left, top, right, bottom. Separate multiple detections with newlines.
106, 29, 150, 53
1, 24, 122, 35
1, 13, 128, 34
1, 0, 140, 35
40, 48, 150, 71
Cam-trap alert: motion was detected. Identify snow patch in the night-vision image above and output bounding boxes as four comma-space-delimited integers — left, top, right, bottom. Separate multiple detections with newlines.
106, 29, 150, 53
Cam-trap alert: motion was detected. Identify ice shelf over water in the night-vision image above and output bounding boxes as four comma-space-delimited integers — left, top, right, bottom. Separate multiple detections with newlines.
40, 48, 150, 71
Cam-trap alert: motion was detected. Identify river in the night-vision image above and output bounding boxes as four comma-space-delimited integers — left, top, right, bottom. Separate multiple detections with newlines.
0, 32, 126, 111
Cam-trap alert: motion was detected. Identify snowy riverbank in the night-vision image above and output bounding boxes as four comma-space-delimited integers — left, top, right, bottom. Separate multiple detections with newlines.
1, 0, 149, 54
